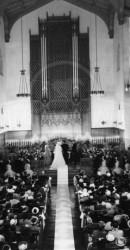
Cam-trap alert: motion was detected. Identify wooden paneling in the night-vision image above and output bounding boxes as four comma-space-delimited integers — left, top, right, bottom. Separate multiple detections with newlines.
5, 130, 32, 140
0, 133, 5, 146
91, 128, 124, 137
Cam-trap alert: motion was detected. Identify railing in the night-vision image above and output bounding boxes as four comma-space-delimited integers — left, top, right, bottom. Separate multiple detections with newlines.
5, 135, 121, 148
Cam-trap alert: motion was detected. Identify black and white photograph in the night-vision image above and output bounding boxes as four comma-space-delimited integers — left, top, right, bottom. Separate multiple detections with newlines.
0, 0, 130, 250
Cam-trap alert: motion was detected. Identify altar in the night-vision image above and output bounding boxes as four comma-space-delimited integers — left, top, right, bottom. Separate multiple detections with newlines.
41, 111, 81, 139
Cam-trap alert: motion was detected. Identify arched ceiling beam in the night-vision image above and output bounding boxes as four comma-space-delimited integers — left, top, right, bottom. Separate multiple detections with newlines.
0, 0, 11, 16
118, 0, 125, 25
2, 0, 54, 42
108, 5, 116, 39
108, 0, 125, 25
2, 12, 10, 42
64, 0, 115, 38
1, 0, 130, 42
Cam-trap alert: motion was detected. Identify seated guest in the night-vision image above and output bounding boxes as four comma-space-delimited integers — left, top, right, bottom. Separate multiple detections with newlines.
92, 221, 107, 250
98, 156, 109, 175
0, 234, 6, 249
103, 202, 118, 220
22, 161, 34, 184
124, 159, 130, 174
92, 220, 106, 239
43, 144, 52, 166
18, 241, 28, 250
109, 221, 124, 239
112, 157, 123, 175
4, 163, 16, 179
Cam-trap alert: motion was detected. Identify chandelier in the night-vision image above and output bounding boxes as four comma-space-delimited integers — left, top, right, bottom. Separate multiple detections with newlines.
125, 69, 130, 91
17, 17, 30, 97
90, 10, 104, 96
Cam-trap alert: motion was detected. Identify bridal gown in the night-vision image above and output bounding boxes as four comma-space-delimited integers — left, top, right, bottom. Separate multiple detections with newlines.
50, 142, 67, 169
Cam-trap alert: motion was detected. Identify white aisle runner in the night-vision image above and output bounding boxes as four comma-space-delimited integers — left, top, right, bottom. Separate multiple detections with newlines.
54, 167, 75, 250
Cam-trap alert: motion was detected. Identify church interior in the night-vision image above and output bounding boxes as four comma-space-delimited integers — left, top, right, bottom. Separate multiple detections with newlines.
1, 0, 130, 250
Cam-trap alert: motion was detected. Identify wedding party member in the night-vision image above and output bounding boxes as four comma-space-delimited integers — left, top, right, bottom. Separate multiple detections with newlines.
50, 141, 67, 170
61, 140, 69, 164
43, 144, 52, 166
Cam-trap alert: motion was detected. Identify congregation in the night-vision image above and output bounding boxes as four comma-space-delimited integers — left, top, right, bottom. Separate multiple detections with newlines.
0, 156, 52, 250
74, 146, 130, 250
0, 139, 130, 249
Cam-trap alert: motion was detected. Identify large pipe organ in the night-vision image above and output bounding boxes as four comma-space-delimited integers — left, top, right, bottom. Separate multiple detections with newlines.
30, 13, 91, 139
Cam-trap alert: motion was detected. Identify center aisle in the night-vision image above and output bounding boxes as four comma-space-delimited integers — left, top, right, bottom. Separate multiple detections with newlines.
54, 167, 75, 250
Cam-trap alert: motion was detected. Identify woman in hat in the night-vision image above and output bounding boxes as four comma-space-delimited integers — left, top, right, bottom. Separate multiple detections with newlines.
18, 241, 28, 250
112, 157, 123, 175
109, 221, 124, 240
4, 164, 16, 179
98, 156, 109, 176
43, 144, 52, 167
23, 162, 34, 178
2, 244, 12, 250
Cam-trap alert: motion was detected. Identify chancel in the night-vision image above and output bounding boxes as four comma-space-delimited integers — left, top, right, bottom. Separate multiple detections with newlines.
1, 1, 130, 250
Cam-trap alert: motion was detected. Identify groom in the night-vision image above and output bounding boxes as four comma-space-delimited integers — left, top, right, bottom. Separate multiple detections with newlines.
61, 140, 69, 164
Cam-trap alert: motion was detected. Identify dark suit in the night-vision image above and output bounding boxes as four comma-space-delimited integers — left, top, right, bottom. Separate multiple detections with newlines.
61, 142, 69, 164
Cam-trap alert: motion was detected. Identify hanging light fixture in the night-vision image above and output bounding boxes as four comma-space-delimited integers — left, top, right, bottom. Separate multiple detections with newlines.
90, 9, 104, 96
17, 17, 30, 97
125, 67, 130, 91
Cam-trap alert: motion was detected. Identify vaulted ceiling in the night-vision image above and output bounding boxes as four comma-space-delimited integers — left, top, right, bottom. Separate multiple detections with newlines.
0, 0, 130, 42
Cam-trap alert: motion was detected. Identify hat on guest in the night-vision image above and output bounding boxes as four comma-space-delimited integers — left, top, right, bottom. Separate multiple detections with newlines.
87, 217, 93, 224
27, 195, 34, 200
89, 183, 95, 188
10, 219, 17, 226
0, 220, 4, 226
18, 241, 28, 250
97, 170, 101, 176
115, 199, 120, 205
32, 207, 39, 215
79, 178, 83, 183
127, 220, 130, 228
2, 245, 11, 250
7, 185, 15, 194
122, 192, 128, 197
26, 190, 33, 196
21, 205, 29, 213
112, 179, 115, 184
104, 221, 112, 231
105, 189, 111, 196
101, 201, 106, 206
115, 237, 127, 247
0, 234, 5, 242
114, 193, 120, 199
82, 188, 89, 197
106, 233, 115, 242
98, 221, 105, 229
105, 202, 112, 209
127, 193, 130, 200
106, 172, 111, 177
30, 216, 39, 225
77, 190, 82, 194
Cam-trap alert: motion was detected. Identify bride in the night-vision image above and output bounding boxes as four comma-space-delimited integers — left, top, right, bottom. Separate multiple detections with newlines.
50, 141, 67, 169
